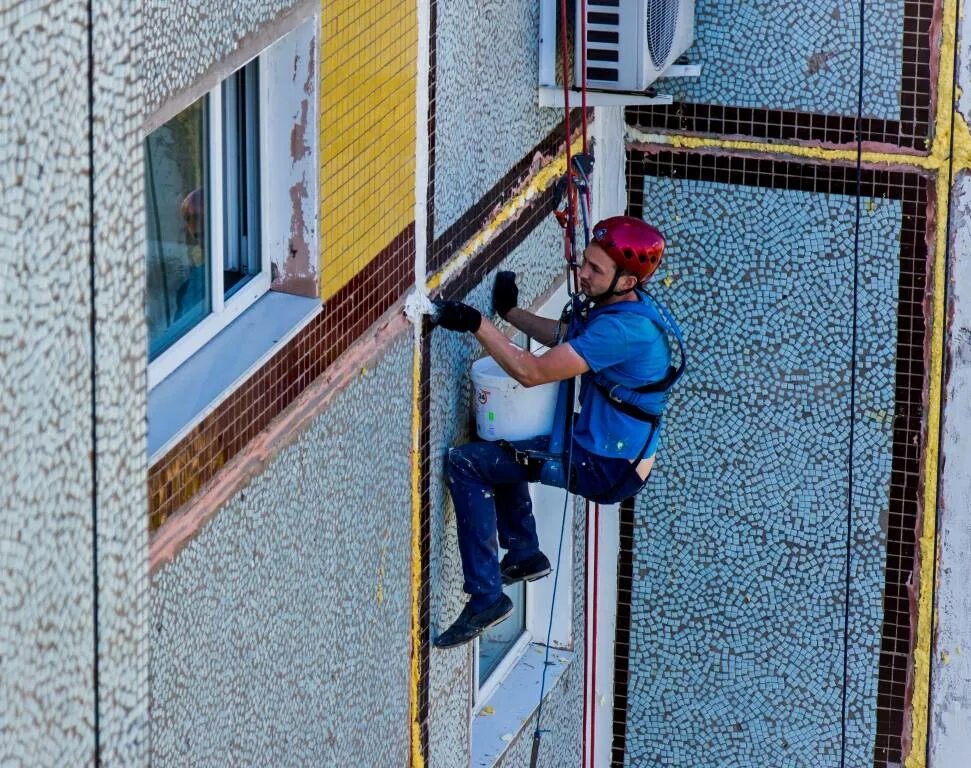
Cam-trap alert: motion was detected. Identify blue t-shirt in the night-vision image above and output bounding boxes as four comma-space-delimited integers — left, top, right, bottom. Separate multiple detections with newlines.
568, 298, 672, 460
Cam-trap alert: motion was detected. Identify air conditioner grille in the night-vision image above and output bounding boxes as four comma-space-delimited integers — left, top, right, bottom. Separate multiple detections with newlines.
646, 0, 679, 70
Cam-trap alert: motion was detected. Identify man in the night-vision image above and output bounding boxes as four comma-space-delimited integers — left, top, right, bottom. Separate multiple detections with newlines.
432, 216, 680, 648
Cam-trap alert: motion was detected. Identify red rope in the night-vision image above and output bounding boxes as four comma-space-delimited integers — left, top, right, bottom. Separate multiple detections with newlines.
558, 0, 575, 270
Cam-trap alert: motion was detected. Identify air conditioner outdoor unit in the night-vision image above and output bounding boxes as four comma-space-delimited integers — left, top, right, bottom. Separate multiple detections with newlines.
576, 0, 695, 91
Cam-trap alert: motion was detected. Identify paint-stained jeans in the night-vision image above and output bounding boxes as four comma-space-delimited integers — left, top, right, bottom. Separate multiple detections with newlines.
445, 436, 646, 605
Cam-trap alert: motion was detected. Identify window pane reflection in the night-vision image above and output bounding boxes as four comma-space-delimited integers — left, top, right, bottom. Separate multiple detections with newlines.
479, 577, 526, 687
145, 100, 211, 360
222, 60, 261, 299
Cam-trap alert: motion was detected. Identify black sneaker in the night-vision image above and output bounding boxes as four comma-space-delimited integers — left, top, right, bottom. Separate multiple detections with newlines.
500, 552, 552, 586
433, 594, 514, 649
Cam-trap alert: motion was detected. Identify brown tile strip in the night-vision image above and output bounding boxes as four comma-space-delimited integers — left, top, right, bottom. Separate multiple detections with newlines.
148, 223, 416, 533
436, 183, 560, 303
626, 0, 933, 149
428, 108, 590, 274
626, 148, 930, 767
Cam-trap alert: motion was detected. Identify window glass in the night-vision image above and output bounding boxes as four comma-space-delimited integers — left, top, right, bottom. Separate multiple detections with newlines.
222, 60, 261, 299
479, 577, 526, 686
144, 100, 211, 360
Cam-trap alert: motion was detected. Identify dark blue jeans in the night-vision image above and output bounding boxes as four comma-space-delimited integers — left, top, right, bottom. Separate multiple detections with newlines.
445, 436, 646, 607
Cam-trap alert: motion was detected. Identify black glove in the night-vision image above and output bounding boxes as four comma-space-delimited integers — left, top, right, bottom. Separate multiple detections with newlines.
433, 299, 482, 333
492, 271, 518, 319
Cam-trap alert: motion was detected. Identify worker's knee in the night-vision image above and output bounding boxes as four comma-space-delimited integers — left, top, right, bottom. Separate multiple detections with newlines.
446, 445, 477, 484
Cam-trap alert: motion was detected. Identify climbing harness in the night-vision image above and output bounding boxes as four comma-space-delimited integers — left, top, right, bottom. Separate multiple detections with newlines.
502, 288, 685, 501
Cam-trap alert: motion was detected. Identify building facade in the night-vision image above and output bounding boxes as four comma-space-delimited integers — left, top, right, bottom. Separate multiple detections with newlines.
2, 0, 970, 766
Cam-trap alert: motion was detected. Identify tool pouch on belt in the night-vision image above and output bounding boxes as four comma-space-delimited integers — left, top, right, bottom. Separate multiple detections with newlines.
496, 440, 546, 483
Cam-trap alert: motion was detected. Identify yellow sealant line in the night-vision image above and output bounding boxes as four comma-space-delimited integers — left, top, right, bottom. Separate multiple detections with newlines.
426, 135, 586, 293
625, 124, 942, 172
907, 0, 965, 760
409, 334, 426, 768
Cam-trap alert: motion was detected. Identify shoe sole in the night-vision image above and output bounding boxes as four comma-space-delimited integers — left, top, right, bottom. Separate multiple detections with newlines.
501, 566, 552, 587
481, 605, 514, 630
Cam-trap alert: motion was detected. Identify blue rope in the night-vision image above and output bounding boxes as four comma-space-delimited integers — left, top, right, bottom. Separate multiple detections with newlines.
531, 167, 590, 767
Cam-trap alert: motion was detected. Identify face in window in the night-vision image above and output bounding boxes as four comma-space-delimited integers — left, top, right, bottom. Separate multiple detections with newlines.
180, 187, 204, 244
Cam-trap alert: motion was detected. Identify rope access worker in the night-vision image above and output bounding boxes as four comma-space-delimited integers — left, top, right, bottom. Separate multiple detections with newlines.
431, 216, 683, 648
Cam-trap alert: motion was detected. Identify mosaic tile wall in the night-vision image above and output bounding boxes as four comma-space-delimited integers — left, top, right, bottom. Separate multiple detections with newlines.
628, 0, 933, 147
0, 4, 96, 763
657, 0, 903, 118
91, 0, 151, 761
151, 332, 414, 766
621, 162, 912, 766
142, 0, 308, 114
431, 0, 560, 239
1, 1, 150, 763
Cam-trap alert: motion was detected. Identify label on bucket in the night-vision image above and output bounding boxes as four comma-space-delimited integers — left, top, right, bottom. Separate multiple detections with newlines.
471, 355, 557, 441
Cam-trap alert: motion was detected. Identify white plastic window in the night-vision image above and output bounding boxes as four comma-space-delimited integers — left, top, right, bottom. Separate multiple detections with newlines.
145, 58, 270, 388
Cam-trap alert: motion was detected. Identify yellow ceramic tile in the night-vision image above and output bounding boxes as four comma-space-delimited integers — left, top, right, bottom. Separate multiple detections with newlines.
320, 0, 416, 299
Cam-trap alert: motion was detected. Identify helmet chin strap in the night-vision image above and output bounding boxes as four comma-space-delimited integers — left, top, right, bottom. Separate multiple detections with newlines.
585, 266, 637, 302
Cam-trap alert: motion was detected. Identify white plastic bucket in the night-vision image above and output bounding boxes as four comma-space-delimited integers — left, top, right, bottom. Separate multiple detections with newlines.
470, 356, 558, 441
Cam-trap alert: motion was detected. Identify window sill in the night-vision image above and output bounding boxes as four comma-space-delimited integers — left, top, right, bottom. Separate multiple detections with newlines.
148, 291, 321, 463
472, 644, 576, 768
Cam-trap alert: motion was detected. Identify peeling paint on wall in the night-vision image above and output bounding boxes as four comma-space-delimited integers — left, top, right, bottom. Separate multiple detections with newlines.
266, 17, 319, 298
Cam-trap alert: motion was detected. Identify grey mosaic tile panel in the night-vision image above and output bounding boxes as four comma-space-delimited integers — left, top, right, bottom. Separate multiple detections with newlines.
151, 333, 413, 768
142, 0, 307, 113
427, 218, 578, 767
433, 0, 561, 238
626, 176, 899, 765
929, 170, 971, 767
92, 0, 150, 761
654, 0, 904, 120
0, 3, 97, 764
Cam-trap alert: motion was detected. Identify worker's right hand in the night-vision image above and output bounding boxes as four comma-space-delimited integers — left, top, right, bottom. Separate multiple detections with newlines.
432, 299, 482, 333
492, 271, 518, 319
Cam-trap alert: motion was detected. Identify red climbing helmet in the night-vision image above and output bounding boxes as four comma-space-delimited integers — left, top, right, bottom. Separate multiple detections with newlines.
590, 216, 665, 281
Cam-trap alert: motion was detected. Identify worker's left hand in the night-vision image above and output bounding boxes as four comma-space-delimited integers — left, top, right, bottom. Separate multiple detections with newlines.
432, 299, 482, 333
492, 271, 518, 318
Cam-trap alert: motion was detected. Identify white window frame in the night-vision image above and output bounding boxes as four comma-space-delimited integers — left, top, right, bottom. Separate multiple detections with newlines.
147, 60, 272, 390
472, 281, 576, 713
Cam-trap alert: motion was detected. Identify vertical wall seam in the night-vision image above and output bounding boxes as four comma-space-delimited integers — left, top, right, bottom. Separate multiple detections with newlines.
922, 0, 963, 764
85, 0, 101, 762
908, 0, 962, 761
409, 324, 427, 768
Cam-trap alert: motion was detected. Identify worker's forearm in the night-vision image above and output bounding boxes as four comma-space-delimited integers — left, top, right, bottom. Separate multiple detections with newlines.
474, 318, 542, 387
504, 308, 563, 347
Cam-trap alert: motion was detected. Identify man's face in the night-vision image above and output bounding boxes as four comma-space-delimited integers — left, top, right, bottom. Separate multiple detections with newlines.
181, 189, 204, 244
578, 242, 629, 298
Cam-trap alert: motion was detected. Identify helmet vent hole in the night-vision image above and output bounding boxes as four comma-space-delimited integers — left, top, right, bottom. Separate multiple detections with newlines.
624, 248, 635, 261
638, 253, 648, 263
